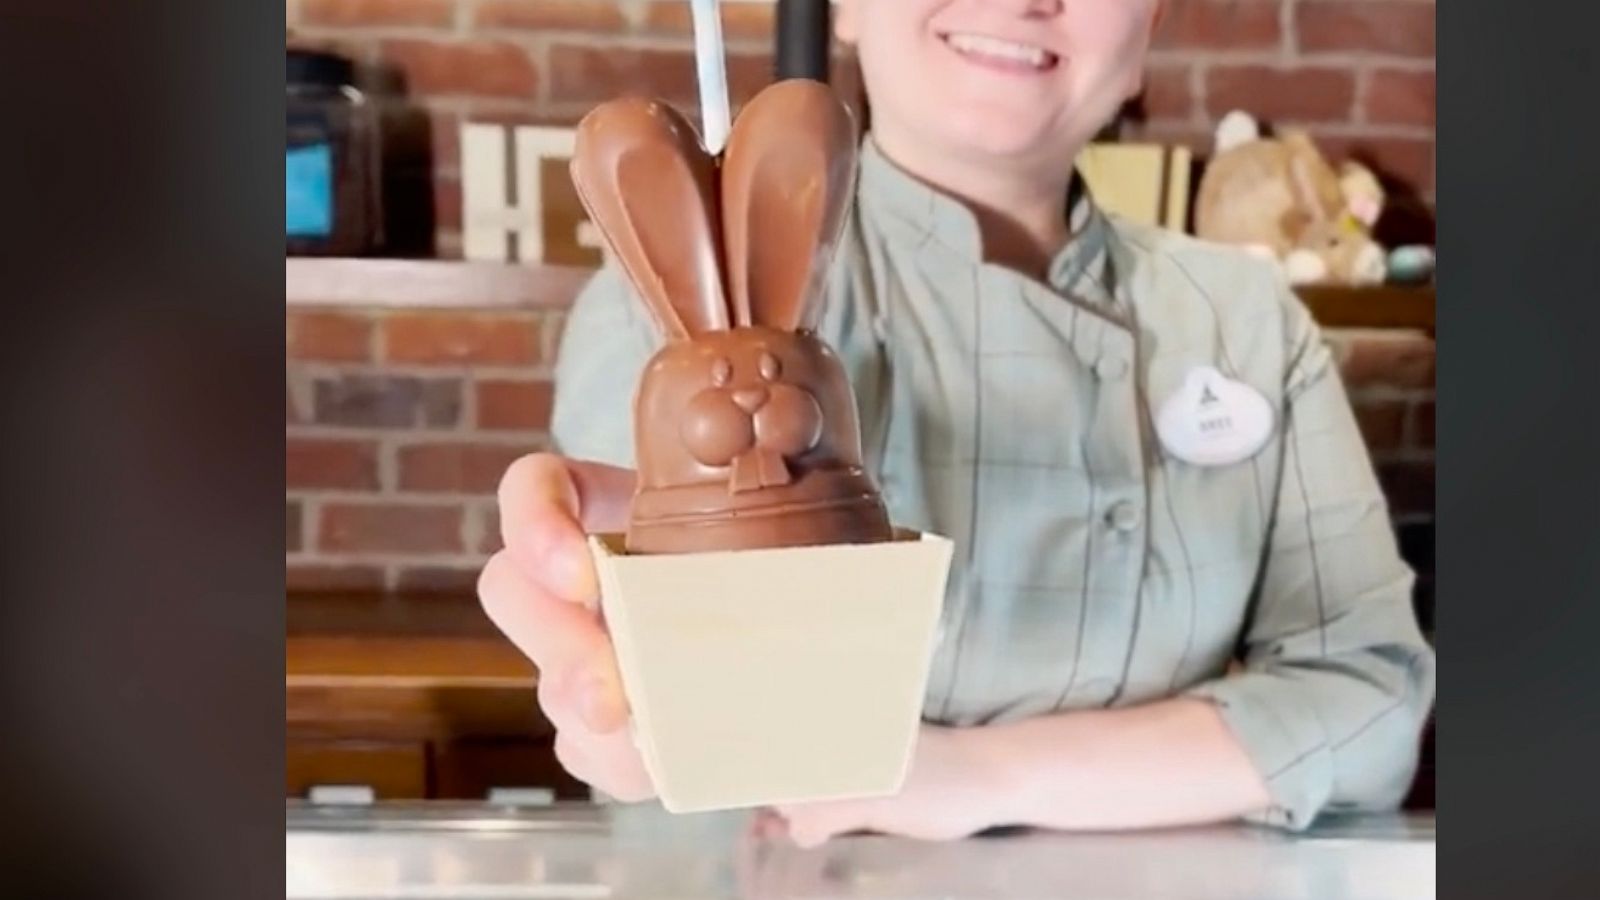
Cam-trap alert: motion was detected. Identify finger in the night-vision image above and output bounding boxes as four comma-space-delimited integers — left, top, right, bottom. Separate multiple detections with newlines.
554, 728, 656, 802
497, 454, 636, 604
478, 551, 630, 732
495, 453, 596, 605
751, 808, 790, 842
774, 802, 862, 849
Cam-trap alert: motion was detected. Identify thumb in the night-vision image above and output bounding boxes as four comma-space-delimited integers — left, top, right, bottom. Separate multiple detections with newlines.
497, 453, 633, 606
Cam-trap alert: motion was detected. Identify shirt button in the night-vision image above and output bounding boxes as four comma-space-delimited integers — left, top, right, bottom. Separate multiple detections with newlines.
1095, 355, 1129, 381
1107, 501, 1143, 533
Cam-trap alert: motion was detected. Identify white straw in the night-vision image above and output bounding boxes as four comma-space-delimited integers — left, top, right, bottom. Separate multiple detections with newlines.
689, 0, 731, 154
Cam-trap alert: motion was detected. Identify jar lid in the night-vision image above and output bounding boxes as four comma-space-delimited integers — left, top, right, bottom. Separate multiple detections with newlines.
288, 49, 356, 89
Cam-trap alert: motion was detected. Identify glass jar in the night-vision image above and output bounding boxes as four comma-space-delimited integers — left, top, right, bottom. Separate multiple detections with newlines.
287, 49, 383, 256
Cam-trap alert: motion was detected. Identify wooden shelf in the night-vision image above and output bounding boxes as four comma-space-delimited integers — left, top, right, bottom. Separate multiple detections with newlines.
287, 592, 532, 688
288, 257, 1435, 331
286, 257, 591, 310
1297, 284, 1435, 331
285, 591, 583, 801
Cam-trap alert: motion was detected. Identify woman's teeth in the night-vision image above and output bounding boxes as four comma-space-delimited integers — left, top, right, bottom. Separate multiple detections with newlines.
942, 32, 1057, 69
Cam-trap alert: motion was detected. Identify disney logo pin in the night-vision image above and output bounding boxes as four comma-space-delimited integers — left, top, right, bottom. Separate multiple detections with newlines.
1155, 366, 1275, 466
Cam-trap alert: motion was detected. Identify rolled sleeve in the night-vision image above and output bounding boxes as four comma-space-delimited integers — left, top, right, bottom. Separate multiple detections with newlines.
1185, 289, 1437, 831
548, 262, 660, 468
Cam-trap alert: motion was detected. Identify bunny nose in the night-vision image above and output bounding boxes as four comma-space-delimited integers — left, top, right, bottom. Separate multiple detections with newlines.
730, 387, 769, 414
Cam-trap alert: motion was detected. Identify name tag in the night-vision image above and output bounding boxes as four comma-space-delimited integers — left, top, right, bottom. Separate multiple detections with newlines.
1155, 366, 1275, 466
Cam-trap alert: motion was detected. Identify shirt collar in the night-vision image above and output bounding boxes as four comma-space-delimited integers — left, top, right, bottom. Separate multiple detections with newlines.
856, 135, 1117, 304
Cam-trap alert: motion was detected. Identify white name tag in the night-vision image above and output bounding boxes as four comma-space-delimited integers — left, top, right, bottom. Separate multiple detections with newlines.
1155, 366, 1275, 466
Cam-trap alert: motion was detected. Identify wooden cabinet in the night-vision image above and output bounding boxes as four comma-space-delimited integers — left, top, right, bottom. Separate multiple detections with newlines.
286, 591, 1434, 809
287, 739, 428, 799
286, 592, 582, 801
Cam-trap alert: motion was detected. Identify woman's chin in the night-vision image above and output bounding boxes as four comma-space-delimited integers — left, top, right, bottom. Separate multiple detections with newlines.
936, 118, 1063, 164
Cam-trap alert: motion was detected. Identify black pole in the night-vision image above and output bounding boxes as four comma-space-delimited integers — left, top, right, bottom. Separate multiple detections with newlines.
774, 0, 831, 83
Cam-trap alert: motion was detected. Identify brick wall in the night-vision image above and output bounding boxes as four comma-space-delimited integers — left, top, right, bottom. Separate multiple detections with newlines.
286, 0, 1437, 257
287, 306, 564, 592
287, 303, 1436, 629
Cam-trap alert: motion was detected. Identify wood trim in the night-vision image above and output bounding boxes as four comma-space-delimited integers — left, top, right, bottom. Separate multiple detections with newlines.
287, 636, 534, 688
287, 258, 1435, 331
286, 592, 535, 688
1297, 284, 1436, 331
286, 258, 593, 311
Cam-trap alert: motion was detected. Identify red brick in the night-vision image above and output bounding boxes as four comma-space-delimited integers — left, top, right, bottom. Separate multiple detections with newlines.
1308, 134, 1433, 194
383, 313, 539, 366
319, 503, 465, 553
431, 108, 460, 171
287, 564, 387, 592
1366, 68, 1434, 128
644, 1, 776, 41
381, 39, 539, 99
301, 0, 453, 28
1298, 2, 1435, 58
288, 311, 373, 362
727, 54, 777, 107
1153, 0, 1283, 50
288, 500, 304, 552
395, 566, 485, 594
287, 438, 381, 490
1411, 399, 1435, 449
1335, 332, 1435, 390
475, 0, 627, 32
434, 173, 463, 232
313, 374, 463, 428
476, 379, 554, 431
288, 378, 304, 424
1138, 64, 1194, 121
548, 43, 772, 106
1352, 400, 1407, 453
477, 505, 503, 554
398, 442, 536, 493
1205, 65, 1357, 123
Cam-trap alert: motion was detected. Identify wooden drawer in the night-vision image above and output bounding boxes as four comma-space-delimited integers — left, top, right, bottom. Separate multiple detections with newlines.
433, 738, 588, 801
287, 739, 428, 800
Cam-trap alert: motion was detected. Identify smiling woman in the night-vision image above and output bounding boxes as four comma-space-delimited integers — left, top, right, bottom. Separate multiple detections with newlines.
495, 0, 1437, 848
839, 0, 1158, 171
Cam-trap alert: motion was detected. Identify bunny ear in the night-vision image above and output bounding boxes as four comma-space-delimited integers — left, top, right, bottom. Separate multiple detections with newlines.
571, 98, 730, 340
720, 79, 859, 333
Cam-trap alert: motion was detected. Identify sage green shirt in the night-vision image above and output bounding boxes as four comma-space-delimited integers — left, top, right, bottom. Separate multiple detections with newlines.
549, 138, 1437, 831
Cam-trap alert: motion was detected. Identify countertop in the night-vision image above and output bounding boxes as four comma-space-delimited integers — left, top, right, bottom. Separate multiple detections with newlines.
286, 800, 1435, 899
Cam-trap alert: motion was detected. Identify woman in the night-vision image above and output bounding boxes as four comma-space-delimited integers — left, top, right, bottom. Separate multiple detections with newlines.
477, 0, 1435, 847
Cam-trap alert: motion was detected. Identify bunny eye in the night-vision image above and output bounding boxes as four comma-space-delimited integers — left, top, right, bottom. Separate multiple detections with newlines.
711, 357, 733, 387
758, 352, 781, 381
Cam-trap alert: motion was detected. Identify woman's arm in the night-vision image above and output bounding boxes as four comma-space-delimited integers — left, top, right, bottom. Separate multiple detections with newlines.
976, 697, 1271, 830
986, 285, 1436, 833
777, 279, 1435, 844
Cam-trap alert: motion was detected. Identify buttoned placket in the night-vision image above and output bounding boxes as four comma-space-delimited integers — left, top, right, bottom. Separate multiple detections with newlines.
855, 137, 1155, 720
1056, 299, 1151, 708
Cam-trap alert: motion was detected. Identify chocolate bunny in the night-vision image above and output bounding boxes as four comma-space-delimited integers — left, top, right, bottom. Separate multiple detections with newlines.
571, 80, 893, 555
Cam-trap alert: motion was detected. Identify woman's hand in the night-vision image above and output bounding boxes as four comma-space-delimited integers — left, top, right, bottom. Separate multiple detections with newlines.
476, 453, 656, 801
771, 725, 1010, 847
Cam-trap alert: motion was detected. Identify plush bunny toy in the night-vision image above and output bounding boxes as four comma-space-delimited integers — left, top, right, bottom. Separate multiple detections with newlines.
1195, 110, 1388, 287
570, 80, 894, 556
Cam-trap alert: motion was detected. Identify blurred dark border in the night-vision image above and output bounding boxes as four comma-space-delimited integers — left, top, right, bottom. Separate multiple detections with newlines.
0, 2, 1597, 899
0, 3, 282, 897
1441, 1, 1600, 898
